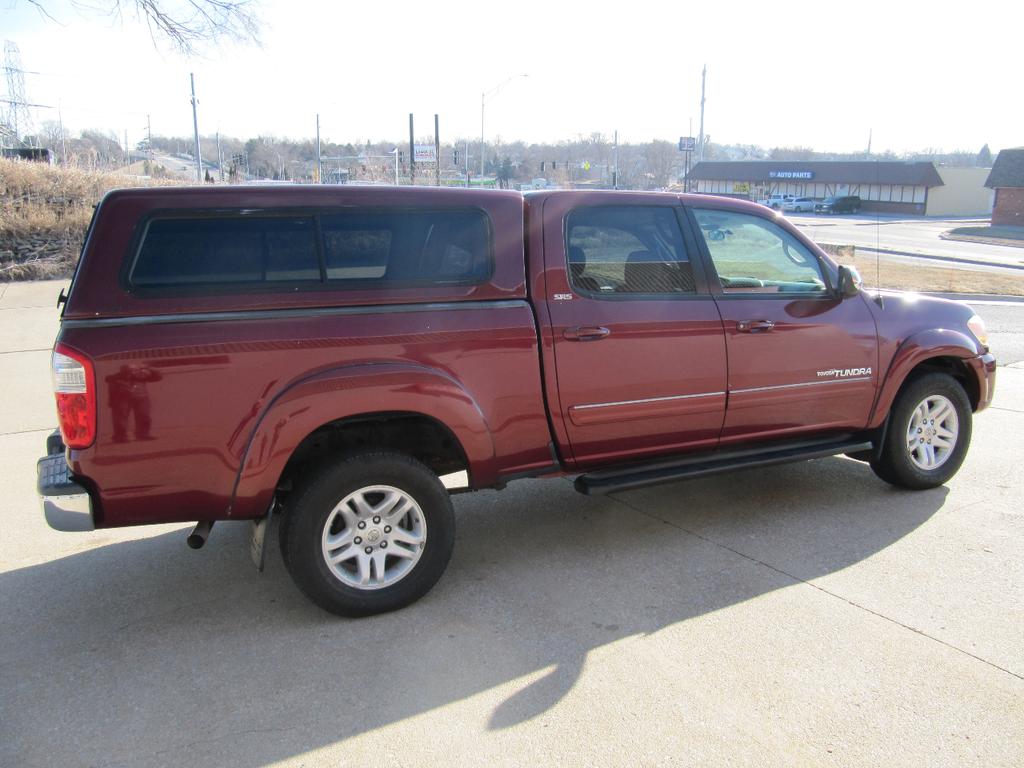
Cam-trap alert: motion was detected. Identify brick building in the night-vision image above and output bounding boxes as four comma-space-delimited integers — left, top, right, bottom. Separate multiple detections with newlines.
985, 148, 1024, 226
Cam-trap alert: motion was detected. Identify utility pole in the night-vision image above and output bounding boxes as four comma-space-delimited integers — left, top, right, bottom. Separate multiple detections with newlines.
58, 103, 67, 166
434, 114, 441, 187
408, 113, 415, 185
465, 138, 470, 188
613, 130, 618, 190
216, 130, 222, 182
698, 65, 707, 163
685, 117, 693, 192
866, 127, 872, 159
316, 113, 322, 184
479, 75, 528, 180
392, 147, 400, 185
146, 114, 152, 163
189, 73, 202, 182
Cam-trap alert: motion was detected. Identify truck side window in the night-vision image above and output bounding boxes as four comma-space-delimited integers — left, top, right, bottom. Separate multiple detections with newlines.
320, 209, 490, 284
565, 206, 695, 296
132, 216, 319, 287
691, 209, 827, 295
130, 208, 492, 291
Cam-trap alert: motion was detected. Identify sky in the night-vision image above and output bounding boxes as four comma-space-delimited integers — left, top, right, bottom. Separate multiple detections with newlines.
3, 0, 1022, 154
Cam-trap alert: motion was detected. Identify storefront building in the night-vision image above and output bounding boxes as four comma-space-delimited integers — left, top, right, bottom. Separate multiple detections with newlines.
687, 161, 946, 215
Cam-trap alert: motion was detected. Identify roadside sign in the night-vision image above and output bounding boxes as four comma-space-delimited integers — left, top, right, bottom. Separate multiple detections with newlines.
733, 182, 750, 194
678, 136, 696, 152
414, 144, 437, 163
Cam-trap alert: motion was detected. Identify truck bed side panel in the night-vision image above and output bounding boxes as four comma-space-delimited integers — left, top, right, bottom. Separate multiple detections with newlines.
60, 306, 550, 526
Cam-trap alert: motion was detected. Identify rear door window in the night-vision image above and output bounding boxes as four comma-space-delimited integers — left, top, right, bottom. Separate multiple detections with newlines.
565, 206, 695, 296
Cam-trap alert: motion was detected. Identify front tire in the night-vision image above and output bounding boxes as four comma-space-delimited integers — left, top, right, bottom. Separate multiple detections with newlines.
870, 373, 972, 490
280, 453, 455, 617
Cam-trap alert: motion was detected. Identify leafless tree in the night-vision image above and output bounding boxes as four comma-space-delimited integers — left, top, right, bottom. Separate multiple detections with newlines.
769, 146, 816, 162
25, 0, 260, 54
643, 140, 679, 189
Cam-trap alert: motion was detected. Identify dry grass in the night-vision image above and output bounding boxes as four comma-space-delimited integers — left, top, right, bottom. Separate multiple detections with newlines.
0, 157, 182, 232
827, 246, 1024, 297
0, 158, 184, 280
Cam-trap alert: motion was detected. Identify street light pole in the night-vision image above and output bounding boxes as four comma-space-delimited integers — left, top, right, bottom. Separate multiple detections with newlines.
698, 64, 707, 164
190, 72, 202, 182
480, 74, 527, 178
613, 130, 618, 190
316, 113, 322, 184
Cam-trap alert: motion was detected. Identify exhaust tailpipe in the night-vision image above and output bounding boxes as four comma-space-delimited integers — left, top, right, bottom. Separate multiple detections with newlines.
187, 521, 213, 549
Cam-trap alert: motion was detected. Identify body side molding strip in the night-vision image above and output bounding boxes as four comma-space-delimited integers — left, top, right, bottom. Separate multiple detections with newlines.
60, 299, 531, 329
574, 391, 726, 411
731, 376, 873, 395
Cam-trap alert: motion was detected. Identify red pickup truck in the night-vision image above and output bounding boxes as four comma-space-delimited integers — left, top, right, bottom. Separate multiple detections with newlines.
39, 186, 996, 616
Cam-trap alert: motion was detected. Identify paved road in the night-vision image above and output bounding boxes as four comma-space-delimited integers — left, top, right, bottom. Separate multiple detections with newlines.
975, 301, 1024, 366
788, 213, 1024, 275
1, 281, 1022, 767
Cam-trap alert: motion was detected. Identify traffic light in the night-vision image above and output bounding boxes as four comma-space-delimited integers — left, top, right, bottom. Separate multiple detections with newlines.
540, 161, 545, 172
552, 161, 557, 170
454, 149, 459, 165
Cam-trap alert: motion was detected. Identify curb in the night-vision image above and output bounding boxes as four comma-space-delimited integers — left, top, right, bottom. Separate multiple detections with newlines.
940, 233, 1024, 250
847, 245, 1024, 272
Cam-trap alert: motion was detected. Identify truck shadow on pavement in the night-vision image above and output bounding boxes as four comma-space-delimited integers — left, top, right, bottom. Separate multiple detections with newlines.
0, 456, 948, 766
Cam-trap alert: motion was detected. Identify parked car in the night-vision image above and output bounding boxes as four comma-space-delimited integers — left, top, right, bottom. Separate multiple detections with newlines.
816, 195, 862, 214
783, 196, 816, 213
757, 194, 793, 210
39, 186, 996, 616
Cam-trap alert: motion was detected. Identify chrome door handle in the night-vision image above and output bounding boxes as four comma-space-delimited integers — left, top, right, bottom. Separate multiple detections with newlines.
563, 326, 611, 341
736, 319, 775, 333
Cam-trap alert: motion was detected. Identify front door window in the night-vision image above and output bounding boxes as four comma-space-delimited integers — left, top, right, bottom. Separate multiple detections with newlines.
692, 209, 828, 295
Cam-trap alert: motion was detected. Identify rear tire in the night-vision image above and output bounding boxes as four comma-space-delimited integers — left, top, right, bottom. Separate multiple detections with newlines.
280, 452, 455, 617
870, 373, 972, 490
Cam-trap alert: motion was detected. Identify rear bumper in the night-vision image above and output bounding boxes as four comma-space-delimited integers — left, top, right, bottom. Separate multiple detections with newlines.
971, 351, 997, 412
38, 440, 95, 532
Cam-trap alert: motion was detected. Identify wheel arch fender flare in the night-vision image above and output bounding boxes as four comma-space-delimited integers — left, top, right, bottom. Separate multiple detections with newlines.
869, 328, 981, 427
229, 362, 495, 518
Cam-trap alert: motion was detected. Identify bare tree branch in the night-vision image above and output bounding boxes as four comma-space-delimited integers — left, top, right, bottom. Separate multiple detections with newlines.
25, 0, 66, 25
27, 0, 260, 54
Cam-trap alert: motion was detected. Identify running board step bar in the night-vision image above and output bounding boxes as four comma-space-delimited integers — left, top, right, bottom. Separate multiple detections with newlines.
574, 438, 873, 496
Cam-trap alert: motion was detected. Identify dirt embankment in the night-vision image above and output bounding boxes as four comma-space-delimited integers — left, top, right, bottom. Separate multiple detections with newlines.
0, 158, 182, 281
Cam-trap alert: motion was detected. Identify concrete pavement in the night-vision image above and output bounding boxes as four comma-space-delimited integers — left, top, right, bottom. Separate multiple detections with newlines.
1, 281, 1021, 767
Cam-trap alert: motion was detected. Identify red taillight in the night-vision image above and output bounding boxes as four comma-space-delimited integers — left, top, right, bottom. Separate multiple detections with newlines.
52, 343, 96, 449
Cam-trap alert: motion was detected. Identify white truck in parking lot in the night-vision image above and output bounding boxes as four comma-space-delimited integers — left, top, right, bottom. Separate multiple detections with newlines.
758, 194, 793, 210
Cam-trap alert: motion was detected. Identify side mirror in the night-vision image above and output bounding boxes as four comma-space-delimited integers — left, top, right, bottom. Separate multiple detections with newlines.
836, 265, 862, 298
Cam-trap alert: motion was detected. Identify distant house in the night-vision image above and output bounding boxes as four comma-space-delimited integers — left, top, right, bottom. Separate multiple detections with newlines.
984, 148, 1024, 226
